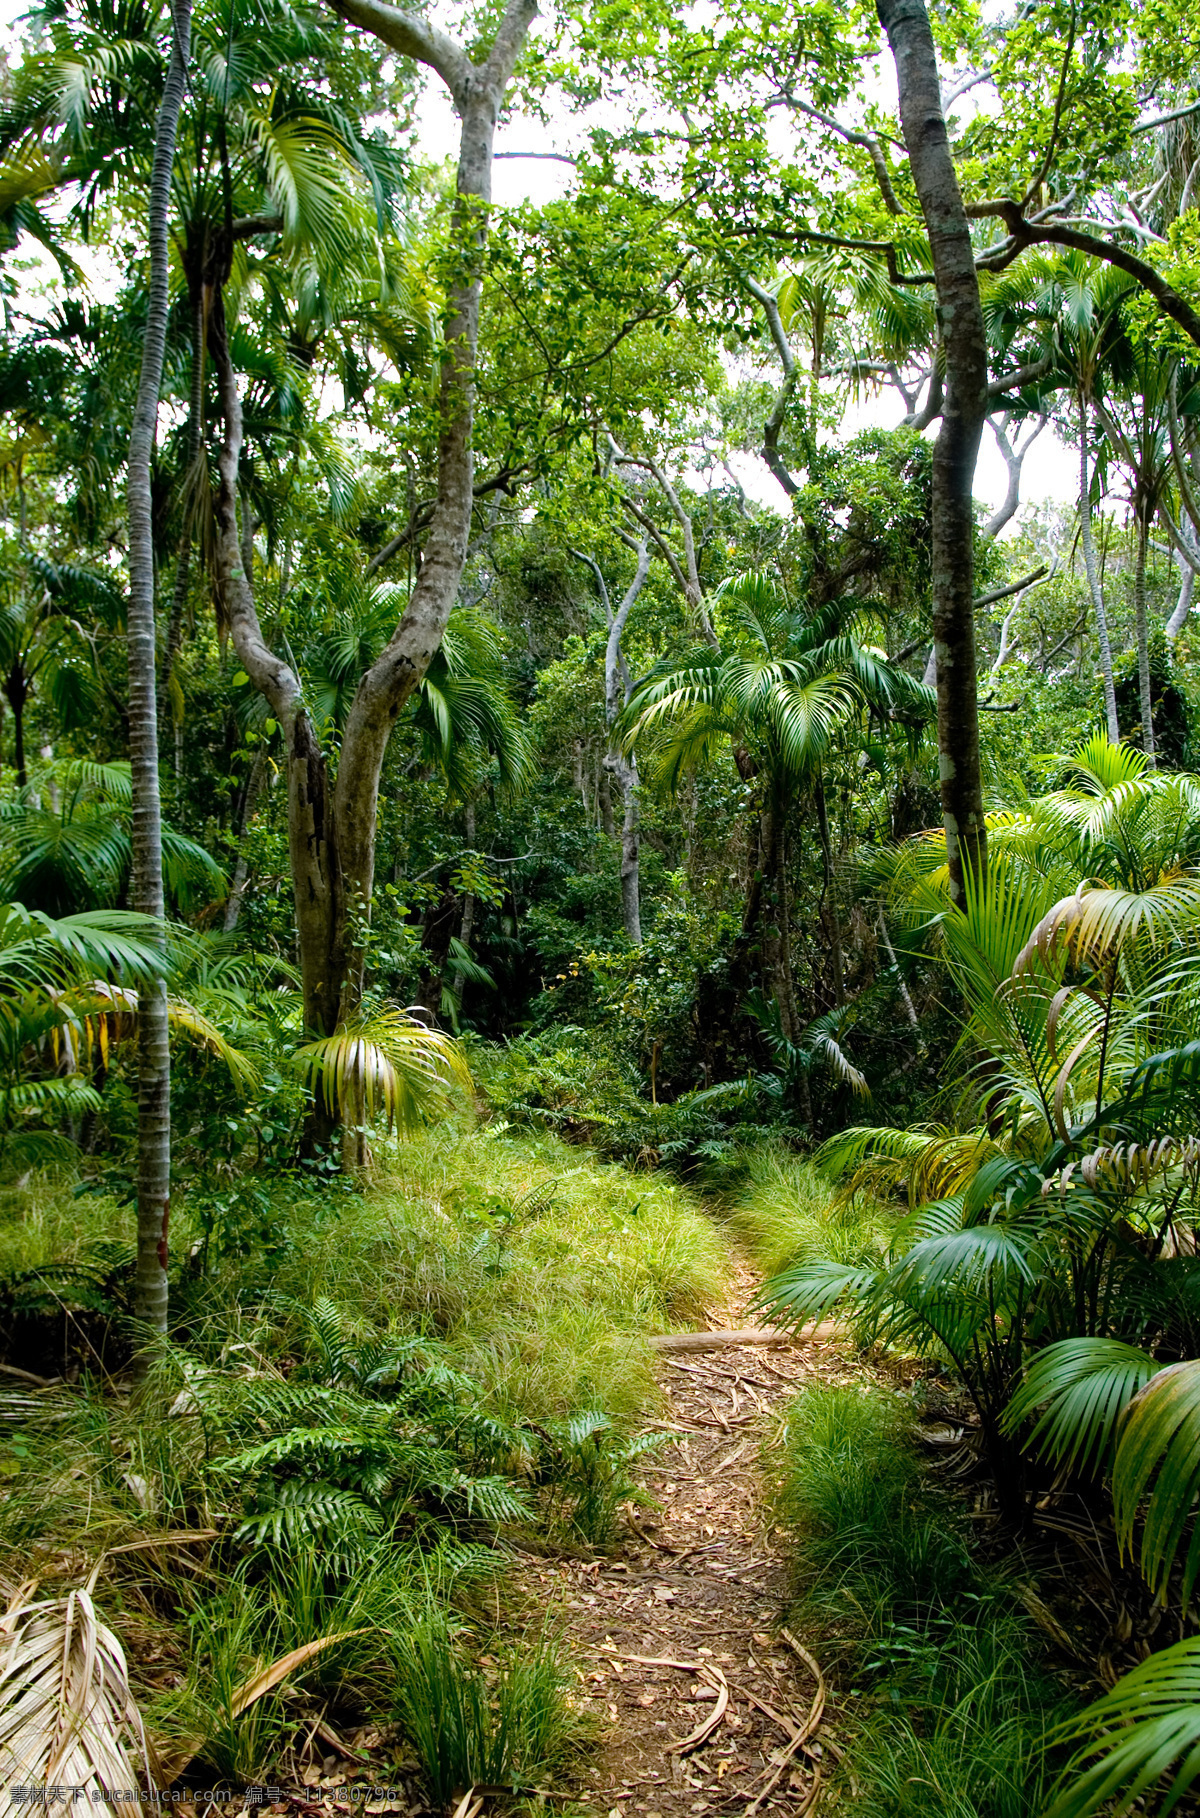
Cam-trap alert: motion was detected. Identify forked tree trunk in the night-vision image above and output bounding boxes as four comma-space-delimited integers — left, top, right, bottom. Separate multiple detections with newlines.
878, 0, 988, 902
126, 0, 193, 1337
209, 0, 535, 1154
329, 0, 537, 1019
210, 298, 342, 1043
1078, 398, 1120, 743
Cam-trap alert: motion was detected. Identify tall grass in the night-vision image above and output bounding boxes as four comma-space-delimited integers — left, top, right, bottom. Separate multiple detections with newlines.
775, 1385, 1072, 1817
270, 1124, 729, 1425
0, 1124, 730, 1798
392, 1613, 580, 1802
712, 1141, 889, 1275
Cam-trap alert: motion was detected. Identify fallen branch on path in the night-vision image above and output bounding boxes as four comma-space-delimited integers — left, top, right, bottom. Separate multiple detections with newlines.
649, 1323, 840, 1353
670, 1664, 729, 1754
591, 1647, 732, 1756
740, 1632, 826, 1818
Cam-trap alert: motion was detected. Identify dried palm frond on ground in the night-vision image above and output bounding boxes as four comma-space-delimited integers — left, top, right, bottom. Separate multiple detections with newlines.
0, 1577, 151, 1810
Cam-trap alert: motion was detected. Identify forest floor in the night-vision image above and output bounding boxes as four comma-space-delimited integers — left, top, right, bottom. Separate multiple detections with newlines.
518, 1260, 863, 1818
173, 1252, 872, 1817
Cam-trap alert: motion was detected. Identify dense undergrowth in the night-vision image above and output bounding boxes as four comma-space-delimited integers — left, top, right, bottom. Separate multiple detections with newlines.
773, 1384, 1077, 1818
0, 1124, 727, 1794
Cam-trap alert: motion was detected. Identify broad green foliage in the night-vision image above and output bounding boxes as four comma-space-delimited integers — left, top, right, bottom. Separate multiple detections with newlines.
1045, 1638, 1200, 1818
294, 1005, 473, 1133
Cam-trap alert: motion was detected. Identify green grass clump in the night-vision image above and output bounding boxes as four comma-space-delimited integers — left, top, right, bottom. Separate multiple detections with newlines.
775, 1384, 1073, 1818
392, 1613, 580, 1803
0, 1123, 727, 1803
271, 1123, 728, 1426
715, 1141, 889, 1275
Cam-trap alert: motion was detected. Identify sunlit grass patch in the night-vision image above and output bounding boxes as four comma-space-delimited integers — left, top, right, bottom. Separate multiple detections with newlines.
714, 1140, 890, 1275
276, 1122, 729, 1424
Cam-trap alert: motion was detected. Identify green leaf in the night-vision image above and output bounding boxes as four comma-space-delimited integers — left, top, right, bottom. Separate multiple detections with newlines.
1044, 1637, 1200, 1818
1004, 1338, 1160, 1480
1113, 1359, 1200, 1603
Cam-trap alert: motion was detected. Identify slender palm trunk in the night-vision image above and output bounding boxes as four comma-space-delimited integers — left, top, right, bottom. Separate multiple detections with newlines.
127, 0, 192, 1338
6, 674, 27, 790
813, 771, 845, 1007
223, 743, 267, 932
1134, 508, 1156, 766
162, 288, 206, 730
878, 0, 988, 903
1079, 399, 1120, 743
450, 799, 477, 1010
775, 820, 798, 1039
757, 788, 797, 1042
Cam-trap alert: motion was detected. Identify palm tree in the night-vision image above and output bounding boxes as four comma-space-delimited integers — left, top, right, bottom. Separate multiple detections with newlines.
620, 570, 934, 1039
1030, 252, 1134, 744
0, 758, 223, 917
0, 898, 173, 1178
126, 0, 192, 1339
1093, 339, 1179, 767
761, 733, 1200, 1512
0, 555, 111, 786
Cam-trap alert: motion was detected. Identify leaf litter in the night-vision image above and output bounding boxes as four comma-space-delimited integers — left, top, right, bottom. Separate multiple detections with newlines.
516, 1261, 863, 1818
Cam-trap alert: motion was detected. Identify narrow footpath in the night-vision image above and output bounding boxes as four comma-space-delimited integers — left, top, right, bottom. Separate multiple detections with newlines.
520, 1267, 861, 1818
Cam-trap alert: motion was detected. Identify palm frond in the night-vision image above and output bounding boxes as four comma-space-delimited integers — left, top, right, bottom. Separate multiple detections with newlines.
1013, 879, 1200, 975
754, 1258, 879, 1328
0, 1581, 151, 1807
1044, 1637, 1200, 1818
293, 1007, 471, 1132
815, 1122, 1001, 1204
1112, 1359, 1200, 1603
1003, 1338, 1160, 1479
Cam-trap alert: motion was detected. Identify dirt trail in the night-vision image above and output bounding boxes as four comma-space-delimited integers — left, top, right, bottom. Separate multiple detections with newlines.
520, 1264, 862, 1818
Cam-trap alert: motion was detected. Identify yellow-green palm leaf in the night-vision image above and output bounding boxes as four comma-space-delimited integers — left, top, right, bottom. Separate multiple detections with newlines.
294, 1007, 471, 1132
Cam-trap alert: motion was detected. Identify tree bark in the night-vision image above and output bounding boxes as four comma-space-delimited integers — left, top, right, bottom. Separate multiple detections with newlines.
571, 541, 647, 943
878, 0, 988, 903
126, 0, 192, 1339
1167, 548, 1195, 646
605, 543, 648, 945
1133, 508, 1156, 766
211, 301, 342, 1041
449, 798, 477, 1010
201, 0, 535, 1151
5, 671, 28, 790
756, 788, 796, 1042
1078, 397, 1120, 742
162, 286, 206, 731
223, 742, 267, 932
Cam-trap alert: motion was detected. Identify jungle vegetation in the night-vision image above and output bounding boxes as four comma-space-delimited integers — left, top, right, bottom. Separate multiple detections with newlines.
4, 0, 1200, 1808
